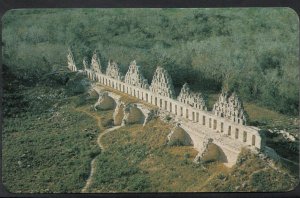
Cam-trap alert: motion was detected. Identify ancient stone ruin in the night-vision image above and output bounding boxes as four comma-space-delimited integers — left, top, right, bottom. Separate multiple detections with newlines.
122, 104, 145, 126
125, 60, 149, 89
213, 91, 248, 125
168, 123, 193, 146
94, 92, 116, 111
106, 60, 123, 81
83, 57, 89, 70
113, 99, 125, 126
91, 50, 102, 74
177, 83, 207, 111
67, 48, 77, 71
150, 67, 175, 99
69, 49, 266, 167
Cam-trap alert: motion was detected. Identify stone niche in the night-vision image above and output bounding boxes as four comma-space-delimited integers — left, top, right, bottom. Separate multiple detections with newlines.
177, 83, 207, 110
149, 67, 175, 98
67, 48, 77, 71
212, 91, 247, 125
124, 60, 149, 89
106, 60, 124, 81
91, 50, 102, 73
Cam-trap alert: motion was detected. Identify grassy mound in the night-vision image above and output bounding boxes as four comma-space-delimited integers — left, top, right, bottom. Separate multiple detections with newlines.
202, 149, 299, 192
2, 71, 100, 193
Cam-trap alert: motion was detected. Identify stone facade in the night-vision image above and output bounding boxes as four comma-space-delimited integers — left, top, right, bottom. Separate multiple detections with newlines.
177, 83, 207, 111
213, 91, 248, 125
150, 67, 175, 98
67, 48, 77, 71
68, 50, 266, 167
125, 60, 149, 89
106, 60, 123, 81
91, 50, 102, 73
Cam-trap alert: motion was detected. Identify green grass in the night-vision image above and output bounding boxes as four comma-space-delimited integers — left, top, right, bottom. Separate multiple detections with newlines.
87, 118, 221, 192
2, 72, 298, 192
2, 79, 101, 193
85, 116, 298, 192
244, 103, 294, 127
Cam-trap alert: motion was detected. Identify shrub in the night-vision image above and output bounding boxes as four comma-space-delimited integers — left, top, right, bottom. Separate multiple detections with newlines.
73, 94, 87, 107
168, 139, 184, 146
102, 119, 114, 128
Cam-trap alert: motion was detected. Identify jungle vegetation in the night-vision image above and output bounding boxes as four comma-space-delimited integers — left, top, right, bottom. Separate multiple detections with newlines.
2, 8, 299, 115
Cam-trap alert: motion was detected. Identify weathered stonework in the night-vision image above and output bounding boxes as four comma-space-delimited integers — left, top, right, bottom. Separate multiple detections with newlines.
83, 57, 89, 70
213, 91, 247, 125
125, 60, 149, 89
94, 91, 116, 111
150, 67, 175, 98
67, 48, 77, 71
106, 60, 123, 81
91, 50, 102, 73
68, 49, 267, 167
122, 104, 145, 126
113, 100, 125, 126
177, 83, 207, 111
193, 137, 214, 163
135, 103, 157, 126
168, 123, 193, 146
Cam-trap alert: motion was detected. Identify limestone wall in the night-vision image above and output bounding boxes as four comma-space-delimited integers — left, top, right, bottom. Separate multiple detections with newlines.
124, 60, 149, 89
106, 60, 123, 81
69, 51, 264, 153
86, 71, 263, 150
83, 57, 89, 70
67, 48, 77, 71
149, 67, 175, 99
91, 50, 102, 74
177, 83, 207, 111
213, 91, 248, 125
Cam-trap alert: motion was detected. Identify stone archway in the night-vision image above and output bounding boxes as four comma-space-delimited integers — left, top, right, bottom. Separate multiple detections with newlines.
122, 104, 145, 125
94, 92, 116, 111
167, 125, 193, 146
201, 143, 228, 163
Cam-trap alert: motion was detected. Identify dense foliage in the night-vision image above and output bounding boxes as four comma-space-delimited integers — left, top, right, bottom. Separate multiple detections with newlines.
2, 8, 299, 114
2, 69, 100, 193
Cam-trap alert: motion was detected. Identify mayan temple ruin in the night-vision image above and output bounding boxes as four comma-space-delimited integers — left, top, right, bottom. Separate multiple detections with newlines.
213, 91, 248, 125
67, 48, 77, 72
125, 60, 149, 89
149, 67, 176, 99
91, 50, 102, 74
105, 60, 123, 81
177, 83, 207, 111
82, 57, 89, 71
68, 49, 266, 167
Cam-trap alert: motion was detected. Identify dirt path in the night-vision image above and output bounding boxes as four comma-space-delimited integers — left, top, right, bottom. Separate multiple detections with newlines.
75, 107, 122, 193
97, 125, 122, 150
